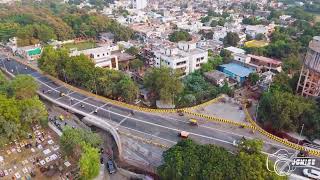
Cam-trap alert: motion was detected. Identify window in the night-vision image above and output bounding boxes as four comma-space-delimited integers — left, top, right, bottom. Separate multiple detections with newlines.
97, 54, 100, 57
196, 63, 201, 67
201, 57, 204, 60
196, 58, 201, 62
103, 53, 105, 56
176, 61, 186, 66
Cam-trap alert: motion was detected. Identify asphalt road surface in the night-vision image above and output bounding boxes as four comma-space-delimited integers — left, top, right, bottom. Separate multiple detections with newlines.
1, 55, 319, 178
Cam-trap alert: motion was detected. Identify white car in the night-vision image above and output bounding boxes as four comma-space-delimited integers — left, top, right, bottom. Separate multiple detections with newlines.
303, 168, 320, 179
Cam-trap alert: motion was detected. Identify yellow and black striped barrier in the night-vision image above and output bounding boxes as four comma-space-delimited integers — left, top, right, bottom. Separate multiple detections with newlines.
243, 106, 320, 157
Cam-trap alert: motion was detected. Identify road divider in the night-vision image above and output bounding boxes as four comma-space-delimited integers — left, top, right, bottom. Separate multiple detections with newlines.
182, 109, 255, 129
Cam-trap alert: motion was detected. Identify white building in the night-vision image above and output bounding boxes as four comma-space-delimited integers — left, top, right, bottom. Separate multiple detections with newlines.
245, 25, 268, 38
153, 41, 208, 76
132, 0, 147, 9
70, 46, 119, 70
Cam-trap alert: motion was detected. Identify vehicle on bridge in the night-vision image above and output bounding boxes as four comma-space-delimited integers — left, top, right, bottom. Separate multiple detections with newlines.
59, 92, 66, 97
179, 131, 189, 138
189, 119, 198, 126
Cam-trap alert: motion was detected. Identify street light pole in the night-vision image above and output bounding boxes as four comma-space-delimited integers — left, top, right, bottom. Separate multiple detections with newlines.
298, 124, 304, 145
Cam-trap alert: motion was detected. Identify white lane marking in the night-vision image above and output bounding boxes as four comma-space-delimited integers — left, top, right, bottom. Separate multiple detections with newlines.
116, 114, 132, 128
154, 114, 289, 149
36, 76, 234, 144
31, 68, 300, 153
119, 126, 176, 144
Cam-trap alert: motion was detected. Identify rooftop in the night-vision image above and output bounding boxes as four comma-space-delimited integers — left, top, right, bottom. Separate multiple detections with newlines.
220, 63, 253, 77
225, 46, 245, 54
248, 54, 282, 65
204, 70, 227, 80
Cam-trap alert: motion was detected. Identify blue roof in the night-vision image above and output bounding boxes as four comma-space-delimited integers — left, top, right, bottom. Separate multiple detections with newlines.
220, 63, 253, 77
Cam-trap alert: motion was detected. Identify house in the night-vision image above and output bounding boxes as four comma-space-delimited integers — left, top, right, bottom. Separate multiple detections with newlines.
70, 46, 119, 70
16, 45, 42, 61
247, 54, 282, 73
233, 53, 282, 73
204, 70, 229, 87
245, 25, 268, 39
153, 41, 208, 76
218, 63, 254, 84
224, 46, 245, 55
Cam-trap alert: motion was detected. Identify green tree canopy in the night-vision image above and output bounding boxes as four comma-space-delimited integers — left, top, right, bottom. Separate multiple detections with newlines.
60, 127, 101, 157
158, 139, 285, 180
79, 144, 100, 180
169, 30, 192, 42
9, 75, 38, 100
144, 67, 183, 104
223, 32, 240, 47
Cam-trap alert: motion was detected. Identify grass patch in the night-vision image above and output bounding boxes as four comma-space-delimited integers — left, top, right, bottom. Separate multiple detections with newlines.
63, 41, 97, 51
244, 40, 269, 48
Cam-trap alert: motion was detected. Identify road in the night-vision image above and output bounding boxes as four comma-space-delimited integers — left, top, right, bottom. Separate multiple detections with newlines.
1, 55, 319, 178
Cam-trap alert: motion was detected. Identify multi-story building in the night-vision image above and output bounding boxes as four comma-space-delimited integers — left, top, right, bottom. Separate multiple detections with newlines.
132, 0, 147, 9
70, 46, 119, 70
153, 41, 208, 76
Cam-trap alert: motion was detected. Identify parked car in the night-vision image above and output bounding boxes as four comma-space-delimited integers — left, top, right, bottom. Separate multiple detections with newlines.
106, 160, 116, 174
303, 169, 320, 179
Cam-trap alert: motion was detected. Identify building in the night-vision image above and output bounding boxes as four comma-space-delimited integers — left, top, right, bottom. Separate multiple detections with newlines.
218, 63, 254, 84
153, 41, 208, 76
245, 25, 268, 39
233, 54, 282, 73
296, 36, 320, 97
204, 70, 229, 87
132, 0, 147, 9
224, 46, 246, 55
70, 46, 119, 70
16, 45, 42, 61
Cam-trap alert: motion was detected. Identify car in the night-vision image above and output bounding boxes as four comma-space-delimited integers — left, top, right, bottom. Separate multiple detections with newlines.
303, 169, 320, 179
106, 160, 116, 174
189, 119, 198, 126
179, 131, 189, 138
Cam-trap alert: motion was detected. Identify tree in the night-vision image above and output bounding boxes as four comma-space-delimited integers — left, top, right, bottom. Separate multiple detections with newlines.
129, 59, 144, 71
116, 76, 138, 103
9, 75, 38, 100
223, 32, 240, 47
169, 30, 192, 42
210, 20, 218, 27
218, 18, 226, 26
60, 128, 101, 157
144, 67, 183, 104
158, 139, 283, 180
255, 33, 266, 41
64, 54, 95, 88
258, 90, 316, 132
248, 73, 260, 85
220, 49, 233, 63
282, 54, 302, 74
200, 16, 210, 23
79, 144, 100, 180
38, 46, 69, 77
19, 97, 48, 127
125, 46, 140, 56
